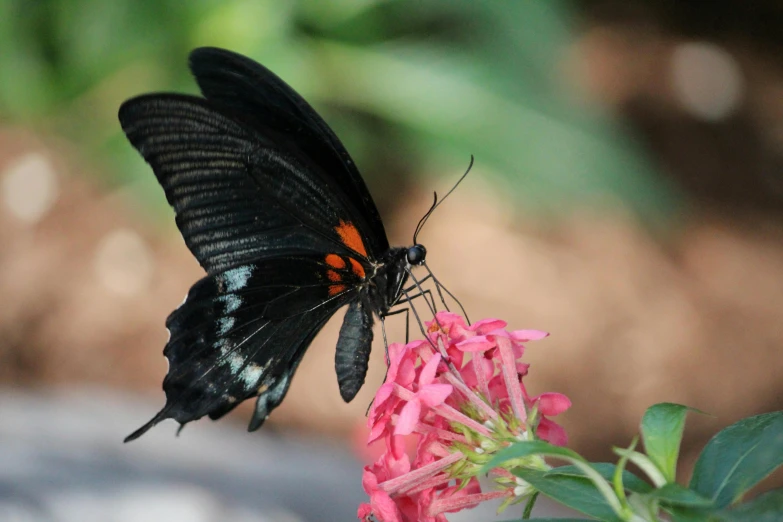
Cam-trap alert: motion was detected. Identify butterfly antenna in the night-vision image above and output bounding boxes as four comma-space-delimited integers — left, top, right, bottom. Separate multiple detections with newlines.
413, 193, 438, 245
412, 155, 474, 245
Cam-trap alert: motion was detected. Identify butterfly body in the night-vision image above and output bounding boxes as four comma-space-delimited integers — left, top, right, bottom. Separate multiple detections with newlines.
120, 48, 426, 441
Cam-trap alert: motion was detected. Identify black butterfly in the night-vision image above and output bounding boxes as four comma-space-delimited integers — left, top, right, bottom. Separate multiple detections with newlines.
119, 47, 436, 441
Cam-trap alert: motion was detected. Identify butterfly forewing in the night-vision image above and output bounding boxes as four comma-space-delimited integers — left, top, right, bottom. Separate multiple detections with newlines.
189, 47, 389, 259
119, 95, 373, 273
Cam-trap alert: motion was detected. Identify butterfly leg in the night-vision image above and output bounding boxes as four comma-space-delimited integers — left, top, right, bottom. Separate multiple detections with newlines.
402, 270, 451, 312
401, 287, 434, 342
382, 306, 411, 345
380, 313, 391, 365
422, 261, 470, 324
366, 308, 410, 416
395, 288, 436, 316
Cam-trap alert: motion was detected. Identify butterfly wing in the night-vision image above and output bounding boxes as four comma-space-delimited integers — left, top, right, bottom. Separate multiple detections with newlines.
124, 255, 363, 442
189, 46, 390, 260
119, 94, 375, 273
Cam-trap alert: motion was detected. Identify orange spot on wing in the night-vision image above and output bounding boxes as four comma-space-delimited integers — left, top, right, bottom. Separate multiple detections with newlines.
325, 254, 346, 269
326, 269, 341, 282
335, 220, 368, 257
329, 284, 347, 296
349, 258, 366, 279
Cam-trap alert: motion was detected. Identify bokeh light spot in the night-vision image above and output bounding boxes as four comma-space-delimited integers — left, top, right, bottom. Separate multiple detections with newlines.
94, 228, 155, 296
1, 152, 59, 224
671, 41, 744, 121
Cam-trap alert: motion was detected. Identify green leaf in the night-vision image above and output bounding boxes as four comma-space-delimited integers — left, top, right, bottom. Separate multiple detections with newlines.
649, 483, 714, 508
666, 506, 721, 522
690, 411, 783, 508
640, 403, 693, 483
547, 463, 653, 494
714, 488, 783, 521
514, 468, 625, 522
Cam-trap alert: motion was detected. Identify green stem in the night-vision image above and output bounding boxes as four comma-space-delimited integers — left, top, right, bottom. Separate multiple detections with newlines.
522, 491, 539, 519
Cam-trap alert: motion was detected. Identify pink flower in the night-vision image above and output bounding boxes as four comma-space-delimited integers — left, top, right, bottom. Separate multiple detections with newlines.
523, 386, 572, 446
358, 312, 571, 521
396, 354, 453, 435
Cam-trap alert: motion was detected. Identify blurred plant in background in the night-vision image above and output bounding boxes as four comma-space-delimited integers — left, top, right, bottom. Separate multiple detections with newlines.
0, 0, 678, 222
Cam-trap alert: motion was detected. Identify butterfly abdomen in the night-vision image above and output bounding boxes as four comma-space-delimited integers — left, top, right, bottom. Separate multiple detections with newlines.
335, 299, 374, 402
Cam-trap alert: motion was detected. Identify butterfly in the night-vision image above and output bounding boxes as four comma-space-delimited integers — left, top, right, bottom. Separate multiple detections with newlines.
119, 47, 438, 441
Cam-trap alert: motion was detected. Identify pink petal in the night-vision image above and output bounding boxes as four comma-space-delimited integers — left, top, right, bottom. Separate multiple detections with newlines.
395, 399, 422, 435
357, 503, 373, 521
405, 339, 429, 350
385, 342, 407, 380
495, 336, 527, 423
473, 355, 493, 400
419, 353, 441, 386
430, 311, 471, 342
469, 318, 507, 334
437, 477, 483, 513
455, 336, 495, 352
387, 342, 407, 361
367, 415, 389, 444
534, 392, 572, 416
537, 417, 568, 446
387, 433, 409, 463
382, 437, 411, 478
362, 465, 380, 494
369, 384, 394, 419
487, 374, 508, 400
459, 360, 478, 388
445, 343, 465, 369
486, 329, 527, 358
397, 358, 417, 388
432, 311, 467, 332
413, 433, 438, 467
486, 328, 510, 338
510, 329, 549, 342
418, 384, 453, 407
370, 489, 404, 522
416, 487, 437, 521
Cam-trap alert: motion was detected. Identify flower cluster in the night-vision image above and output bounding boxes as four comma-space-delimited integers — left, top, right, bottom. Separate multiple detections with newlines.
358, 312, 571, 521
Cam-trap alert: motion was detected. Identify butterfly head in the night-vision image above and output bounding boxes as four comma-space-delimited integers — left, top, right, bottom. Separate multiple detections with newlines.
406, 244, 427, 266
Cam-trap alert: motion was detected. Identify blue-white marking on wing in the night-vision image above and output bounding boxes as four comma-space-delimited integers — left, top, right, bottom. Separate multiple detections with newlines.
221, 295, 242, 314
222, 265, 253, 292
214, 337, 231, 356
240, 362, 266, 387
228, 353, 245, 373
217, 316, 235, 336
223, 354, 267, 388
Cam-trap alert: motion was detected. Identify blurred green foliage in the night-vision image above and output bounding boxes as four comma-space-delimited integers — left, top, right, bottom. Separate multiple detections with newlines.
0, 0, 680, 220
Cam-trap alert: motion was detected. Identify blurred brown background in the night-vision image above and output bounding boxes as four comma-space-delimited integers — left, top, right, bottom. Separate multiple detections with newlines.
2, 0, 783, 515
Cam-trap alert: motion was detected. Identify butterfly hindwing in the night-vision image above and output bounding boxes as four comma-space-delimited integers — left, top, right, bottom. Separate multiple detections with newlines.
124, 255, 364, 441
